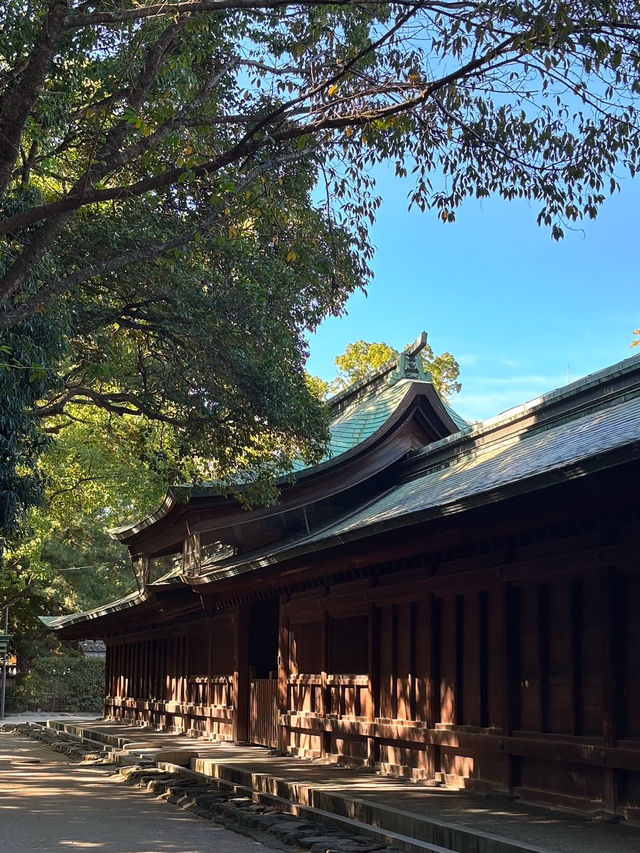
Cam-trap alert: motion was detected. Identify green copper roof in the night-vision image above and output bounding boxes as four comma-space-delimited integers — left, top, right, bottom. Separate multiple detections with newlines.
109, 333, 467, 539
292, 379, 419, 471
292, 341, 468, 472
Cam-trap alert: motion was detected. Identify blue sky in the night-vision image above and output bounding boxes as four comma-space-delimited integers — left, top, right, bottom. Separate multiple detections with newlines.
306, 163, 640, 423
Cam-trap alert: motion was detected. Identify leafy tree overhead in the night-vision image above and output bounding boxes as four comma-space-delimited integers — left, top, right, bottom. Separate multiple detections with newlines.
331, 339, 461, 398
3, 0, 640, 536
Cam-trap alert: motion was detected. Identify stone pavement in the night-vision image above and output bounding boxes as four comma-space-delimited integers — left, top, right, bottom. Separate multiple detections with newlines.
18, 718, 640, 853
0, 729, 275, 853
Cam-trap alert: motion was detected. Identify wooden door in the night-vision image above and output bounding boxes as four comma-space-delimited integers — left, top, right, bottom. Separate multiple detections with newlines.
249, 674, 278, 748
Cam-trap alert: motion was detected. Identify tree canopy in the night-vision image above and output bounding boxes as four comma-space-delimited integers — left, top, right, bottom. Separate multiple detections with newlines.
331, 338, 461, 397
3, 0, 640, 536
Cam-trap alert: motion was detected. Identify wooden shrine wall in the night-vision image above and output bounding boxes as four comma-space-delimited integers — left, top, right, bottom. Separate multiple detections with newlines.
100, 466, 640, 819
279, 493, 640, 818
104, 612, 235, 739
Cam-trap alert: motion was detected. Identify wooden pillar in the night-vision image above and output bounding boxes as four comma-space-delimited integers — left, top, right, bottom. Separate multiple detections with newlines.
537, 583, 549, 734
391, 604, 398, 720
500, 581, 517, 791
142, 641, 148, 703
479, 591, 489, 728
104, 645, 111, 716
166, 637, 173, 702
129, 641, 136, 701
569, 580, 581, 737
425, 592, 440, 779
320, 608, 332, 755
124, 644, 130, 699
409, 601, 417, 722
455, 594, 464, 725
320, 609, 329, 717
183, 632, 190, 704
183, 531, 201, 575
367, 602, 380, 767
233, 604, 250, 742
601, 566, 619, 814
277, 597, 290, 752
116, 645, 123, 700
151, 640, 156, 701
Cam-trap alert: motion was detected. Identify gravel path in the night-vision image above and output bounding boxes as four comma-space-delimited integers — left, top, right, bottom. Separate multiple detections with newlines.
0, 730, 276, 853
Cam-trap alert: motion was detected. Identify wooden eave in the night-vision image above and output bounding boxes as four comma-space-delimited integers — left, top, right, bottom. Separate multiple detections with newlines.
188, 451, 640, 609
51, 447, 640, 640
113, 380, 461, 558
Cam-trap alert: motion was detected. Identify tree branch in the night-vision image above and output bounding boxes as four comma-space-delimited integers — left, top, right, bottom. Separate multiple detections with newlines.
0, 0, 69, 198
67, 0, 423, 28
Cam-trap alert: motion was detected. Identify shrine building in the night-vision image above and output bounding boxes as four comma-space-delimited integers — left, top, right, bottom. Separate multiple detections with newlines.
45, 334, 640, 820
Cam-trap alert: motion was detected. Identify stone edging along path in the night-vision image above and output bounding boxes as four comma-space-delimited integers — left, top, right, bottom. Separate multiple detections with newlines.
1, 723, 412, 853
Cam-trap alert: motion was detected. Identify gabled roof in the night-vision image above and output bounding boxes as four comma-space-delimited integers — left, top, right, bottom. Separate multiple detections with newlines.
320, 332, 467, 455
110, 333, 466, 545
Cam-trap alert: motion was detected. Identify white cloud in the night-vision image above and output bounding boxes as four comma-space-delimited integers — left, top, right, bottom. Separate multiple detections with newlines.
455, 373, 569, 422
456, 353, 481, 368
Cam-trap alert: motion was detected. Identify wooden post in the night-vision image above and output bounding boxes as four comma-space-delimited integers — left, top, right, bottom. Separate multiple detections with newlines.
569, 580, 581, 737
183, 531, 201, 575
320, 608, 332, 756
233, 604, 250, 742
277, 596, 290, 752
367, 603, 380, 767
500, 581, 516, 792
409, 601, 417, 722
320, 609, 329, 718
601, 566, 619, 815
184, 633, 190, 705
537, 583, 549, 734
425, 592, 440, 779
104, 644, 111, 716
479, 591, 489, 728
455, 594, 464, 725
391, 604, 398, 720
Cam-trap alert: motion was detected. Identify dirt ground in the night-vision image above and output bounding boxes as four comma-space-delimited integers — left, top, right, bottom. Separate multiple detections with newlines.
0, 730, 278, 853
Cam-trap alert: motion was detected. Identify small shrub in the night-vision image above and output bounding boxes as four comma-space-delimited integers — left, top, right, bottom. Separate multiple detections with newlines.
9, 650, 104, 713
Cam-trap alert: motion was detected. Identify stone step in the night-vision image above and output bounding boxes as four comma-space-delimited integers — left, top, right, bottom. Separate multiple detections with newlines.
191, 757, 552, 853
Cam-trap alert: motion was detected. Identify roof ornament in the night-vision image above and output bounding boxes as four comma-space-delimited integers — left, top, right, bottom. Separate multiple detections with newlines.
387, 333, 432, 386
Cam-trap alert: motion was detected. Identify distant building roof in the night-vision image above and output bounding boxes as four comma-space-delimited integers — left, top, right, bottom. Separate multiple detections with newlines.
78, 639, 106, 658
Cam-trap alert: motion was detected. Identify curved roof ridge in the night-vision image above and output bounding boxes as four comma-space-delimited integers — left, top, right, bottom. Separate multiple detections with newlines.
327, 332, 429, 415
